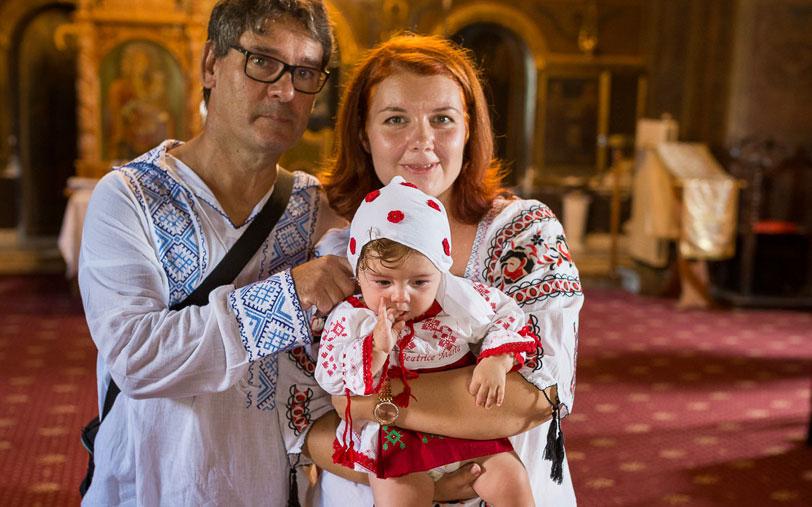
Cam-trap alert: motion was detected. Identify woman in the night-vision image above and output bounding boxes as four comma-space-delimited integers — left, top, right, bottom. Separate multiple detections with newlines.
308, 34, 583, 505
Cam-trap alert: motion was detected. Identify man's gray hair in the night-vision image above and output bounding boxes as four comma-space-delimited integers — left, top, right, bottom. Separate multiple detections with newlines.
204, 0, 334, 102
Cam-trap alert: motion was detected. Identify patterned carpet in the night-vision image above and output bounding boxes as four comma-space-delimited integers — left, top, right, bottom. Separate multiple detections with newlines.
0, 275, 96, 506
0, 274, 810, 506
569, 287, 812, 506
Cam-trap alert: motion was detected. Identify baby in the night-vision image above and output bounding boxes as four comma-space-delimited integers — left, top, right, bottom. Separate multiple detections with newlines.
315, 176, 538, 506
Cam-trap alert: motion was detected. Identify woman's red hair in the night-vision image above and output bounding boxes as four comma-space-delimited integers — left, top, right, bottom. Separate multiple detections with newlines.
320, 34, 508, 224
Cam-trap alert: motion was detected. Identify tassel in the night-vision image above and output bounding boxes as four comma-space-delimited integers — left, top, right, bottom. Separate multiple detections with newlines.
542, 390, 565, 485
392, 385, 412, 408
543, 403, 558, 464
343, 389, 354, 453
332, 389, 355, 466
390, 325, 419, 408
287, 454, 301, 507
553, 418, 565, 484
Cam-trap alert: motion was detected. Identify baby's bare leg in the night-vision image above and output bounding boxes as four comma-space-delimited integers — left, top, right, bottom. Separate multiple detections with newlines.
368, 471, 435, 507
472, 451, 534, 506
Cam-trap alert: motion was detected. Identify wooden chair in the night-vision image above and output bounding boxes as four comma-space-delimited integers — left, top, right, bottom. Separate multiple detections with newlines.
713, 139, 812, 308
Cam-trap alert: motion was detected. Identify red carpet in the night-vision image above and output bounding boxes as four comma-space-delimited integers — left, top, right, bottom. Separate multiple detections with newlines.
0, 275, 97, 506
569, 287, 812, 506
0, 275, 810, 506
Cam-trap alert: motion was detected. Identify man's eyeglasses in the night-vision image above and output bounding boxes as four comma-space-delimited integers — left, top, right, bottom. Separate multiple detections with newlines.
231, 45, 329, 95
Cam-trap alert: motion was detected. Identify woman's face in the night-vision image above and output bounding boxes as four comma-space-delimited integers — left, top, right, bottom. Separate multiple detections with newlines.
364, 71, 468, 205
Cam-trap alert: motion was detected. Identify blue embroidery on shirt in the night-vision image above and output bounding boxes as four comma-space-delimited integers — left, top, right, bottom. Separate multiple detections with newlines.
259, 175, 319, 277
228, 173, 320, 411
256, 355, 279, 411
122, 147, 320, 412
232, 273, 308, 351
118, 145, 208, 307
230, 271, 310, 411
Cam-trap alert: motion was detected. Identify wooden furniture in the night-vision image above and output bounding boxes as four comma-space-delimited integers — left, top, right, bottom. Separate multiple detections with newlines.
57, 178, 96, 278
712, 140, 812, 308
64, 0, 210, 179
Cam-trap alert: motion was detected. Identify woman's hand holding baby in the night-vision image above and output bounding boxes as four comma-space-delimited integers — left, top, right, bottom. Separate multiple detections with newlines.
468, 354, 514, 408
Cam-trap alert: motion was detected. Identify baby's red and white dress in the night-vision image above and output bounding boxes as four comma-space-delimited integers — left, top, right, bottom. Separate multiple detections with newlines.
315, 283, 538, 479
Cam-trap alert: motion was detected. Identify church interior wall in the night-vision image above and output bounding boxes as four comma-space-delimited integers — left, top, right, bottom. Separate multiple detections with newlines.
0, 0, 809, 287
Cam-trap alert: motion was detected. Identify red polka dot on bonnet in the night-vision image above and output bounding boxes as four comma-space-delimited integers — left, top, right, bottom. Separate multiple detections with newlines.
387, 210, 405, 223
347, 176, 452, 275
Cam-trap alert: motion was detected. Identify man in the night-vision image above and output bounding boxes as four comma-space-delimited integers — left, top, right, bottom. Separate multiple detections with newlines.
79, 1, 354, 504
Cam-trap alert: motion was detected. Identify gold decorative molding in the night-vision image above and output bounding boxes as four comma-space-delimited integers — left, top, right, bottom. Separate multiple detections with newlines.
382, 0, 410, 36
429, 2, 548, 70
324, 1, 361, 67
76, 20, 100, 168
77, 0, 188, 21
577, 1, 599, 55
597, 70, 610, 173
544, 53, 644, 68
74, 0, 201, 178
54, 23, 81, 51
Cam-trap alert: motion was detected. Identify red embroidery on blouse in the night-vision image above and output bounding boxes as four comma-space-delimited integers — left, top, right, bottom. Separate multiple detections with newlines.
420, 318, 457, 351
333, 437, 376, 472
345, 295, 367, 308
362, 334, 377, 395
477, 341, 537, 366
286, 385, 313, 435
485, 205, 556, 287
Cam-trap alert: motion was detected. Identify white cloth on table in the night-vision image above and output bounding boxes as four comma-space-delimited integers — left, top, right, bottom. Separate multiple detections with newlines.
79, 140, 332, 506
656, 143, 739, 260
628, 117, 680, 267
58, 187, 93, 278
311, 197, 583, 506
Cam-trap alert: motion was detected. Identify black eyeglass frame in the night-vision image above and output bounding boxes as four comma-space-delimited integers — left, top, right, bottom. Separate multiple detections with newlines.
230, 45, 330, 95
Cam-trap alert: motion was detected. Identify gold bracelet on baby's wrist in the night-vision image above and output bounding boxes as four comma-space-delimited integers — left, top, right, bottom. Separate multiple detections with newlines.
373, 378, 399, 425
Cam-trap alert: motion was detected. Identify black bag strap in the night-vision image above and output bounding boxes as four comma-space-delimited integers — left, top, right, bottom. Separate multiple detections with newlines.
99, 168, 295, 421
171, 168, 295, 309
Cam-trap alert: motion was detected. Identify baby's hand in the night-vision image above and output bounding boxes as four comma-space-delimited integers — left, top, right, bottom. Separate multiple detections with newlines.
372, 297, 404, 355
468, 354, 514, 408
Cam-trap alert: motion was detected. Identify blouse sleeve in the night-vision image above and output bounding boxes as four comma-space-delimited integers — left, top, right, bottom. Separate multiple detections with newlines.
480, 200, 584, 415
78, 172, 312, 401
474, 283, 539, 365
314, 302, 383, 396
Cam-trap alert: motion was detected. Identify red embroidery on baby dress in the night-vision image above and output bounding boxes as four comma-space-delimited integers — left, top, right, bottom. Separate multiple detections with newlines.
387, 210, 405, 223
365, 189, 380, 202
427, 200, 441, 212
